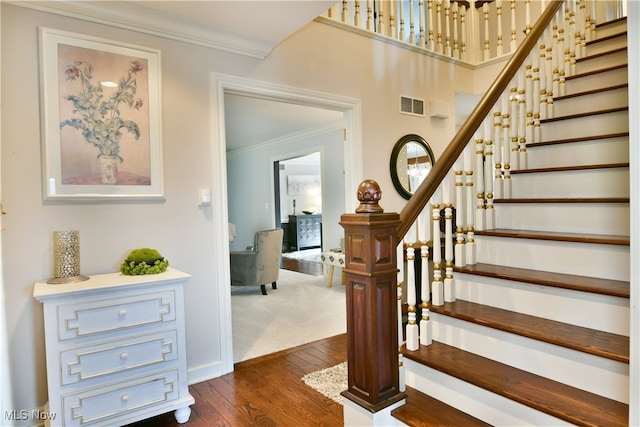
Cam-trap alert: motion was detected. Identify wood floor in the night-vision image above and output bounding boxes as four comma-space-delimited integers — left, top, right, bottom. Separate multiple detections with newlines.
128, 334, 346, 427
128, 255, 345, 427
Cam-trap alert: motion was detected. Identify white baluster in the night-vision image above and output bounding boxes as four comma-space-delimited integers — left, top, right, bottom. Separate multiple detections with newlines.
342, 0, 349, 23
510, 0, 517, 51
367, 0, 374, 31
546, 24, 554, 119
525, 0, 532, 35
431, 198, 444, 306
493, 106, 504, 200
496, 0, 504, 56
533, 40, 542, 143
464, 144, 476, 265
419, 0, 426, 48
526, 59, 535, 147
389, 0, 397, 39
427, 0, 434, 50
417, 206, 431, 346
444, 0, 451, 56
397, 242, 405, 392
452, 2, 460, 59
454, 160, 466, 267
460, 3, 468, 61
475, 133, 485, 231
518, 67, 528, 170
401, 0, 407, 42
444, 199, 455, 303
568, 3, 577, 75
354, 0, 362, 27
509, 77, 519, 171
483, 2, 490, 60
436, 0, 444, 53
502, 92, 512, 198
405, 242, 419, 350
409, 0, 416, 45
484, 119, 495, 230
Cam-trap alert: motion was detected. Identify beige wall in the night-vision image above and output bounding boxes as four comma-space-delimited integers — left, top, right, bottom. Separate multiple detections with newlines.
1, 3, 495, 418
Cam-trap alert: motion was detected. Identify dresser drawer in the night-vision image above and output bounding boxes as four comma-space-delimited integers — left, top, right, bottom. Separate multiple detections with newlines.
63, 370, 180, 426
58, 291, 176, 340
60, 330, 178, 386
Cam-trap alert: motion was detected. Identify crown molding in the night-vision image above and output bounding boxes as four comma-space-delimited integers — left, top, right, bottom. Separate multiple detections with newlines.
8, 1, 275, 59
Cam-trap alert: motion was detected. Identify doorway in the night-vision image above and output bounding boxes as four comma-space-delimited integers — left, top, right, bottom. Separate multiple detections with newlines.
210, 73, 362, 374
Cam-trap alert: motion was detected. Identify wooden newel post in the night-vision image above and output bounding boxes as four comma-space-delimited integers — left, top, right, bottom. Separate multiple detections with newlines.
340, 179, 406, 413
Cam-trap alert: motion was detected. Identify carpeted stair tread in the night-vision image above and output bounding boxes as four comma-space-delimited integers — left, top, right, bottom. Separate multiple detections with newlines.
454, 262, 630, 298
475, 228, 630, 245
403, 341, 629, 427
431, 300, 629, 363
391, 386, 491, 427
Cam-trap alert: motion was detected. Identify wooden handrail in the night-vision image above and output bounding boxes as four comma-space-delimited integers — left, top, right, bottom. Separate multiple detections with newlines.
397, 0, 565, 240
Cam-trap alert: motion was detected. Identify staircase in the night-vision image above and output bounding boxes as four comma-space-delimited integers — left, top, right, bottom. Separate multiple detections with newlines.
392, 17, 630, 427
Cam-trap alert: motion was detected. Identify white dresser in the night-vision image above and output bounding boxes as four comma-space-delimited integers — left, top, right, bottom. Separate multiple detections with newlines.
33, 268, 194, 427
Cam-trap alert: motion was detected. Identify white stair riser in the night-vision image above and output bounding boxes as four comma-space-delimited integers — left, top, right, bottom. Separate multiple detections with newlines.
430, 314, 630, 403
511, 168, 629, 198
541, 109, 628, 140
595, 22, 627, 39
565, 66, 628, 95
404, 359, 573, 427
455, 274, 630, 335
526, 136, 629, 169
475, 236, 630, 281
494, 203, 630, 235
575, 49, 627, 74
552, 86, 628, 117
586, 34, 628, 56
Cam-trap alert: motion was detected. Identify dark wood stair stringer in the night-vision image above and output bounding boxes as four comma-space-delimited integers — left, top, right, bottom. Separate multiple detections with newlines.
403, 341, 629, 427
430, 299, 629, 363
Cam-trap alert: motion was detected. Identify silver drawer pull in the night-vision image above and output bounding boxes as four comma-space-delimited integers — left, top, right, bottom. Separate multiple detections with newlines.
120, 352, 128, 360
121, 394, 129, 402
118, 309, 127, 317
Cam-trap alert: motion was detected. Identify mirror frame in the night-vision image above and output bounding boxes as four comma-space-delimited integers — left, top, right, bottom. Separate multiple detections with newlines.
390, 134, 435, 200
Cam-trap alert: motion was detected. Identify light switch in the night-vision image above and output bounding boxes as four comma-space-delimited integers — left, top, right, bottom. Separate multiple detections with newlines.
198, 189, 211, 206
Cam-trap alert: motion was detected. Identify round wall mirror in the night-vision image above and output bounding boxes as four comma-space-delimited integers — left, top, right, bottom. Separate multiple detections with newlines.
390, 134, 435, 200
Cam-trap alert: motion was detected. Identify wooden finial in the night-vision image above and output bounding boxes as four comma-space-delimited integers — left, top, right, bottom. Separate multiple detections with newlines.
356, 179, 383, 213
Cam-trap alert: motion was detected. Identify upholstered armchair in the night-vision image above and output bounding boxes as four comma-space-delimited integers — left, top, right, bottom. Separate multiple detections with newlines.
230, 228, 284, 295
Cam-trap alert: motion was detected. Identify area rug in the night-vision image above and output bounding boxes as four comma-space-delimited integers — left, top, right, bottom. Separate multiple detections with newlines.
281, 248, 322, 262
301, 361, 348, 404
232, 269, 345, 362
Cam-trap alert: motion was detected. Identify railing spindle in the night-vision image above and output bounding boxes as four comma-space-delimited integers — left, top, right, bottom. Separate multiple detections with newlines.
496, 0, 504, 56
426, 0, 434, 49
452, 2, 460, 59
484, 119, 496, 229
483, 2, 491, 60
431, 196, 443, 306
464, 144, 477, 264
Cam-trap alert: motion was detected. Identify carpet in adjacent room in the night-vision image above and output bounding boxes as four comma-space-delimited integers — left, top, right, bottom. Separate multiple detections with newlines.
231, 268, 346, 363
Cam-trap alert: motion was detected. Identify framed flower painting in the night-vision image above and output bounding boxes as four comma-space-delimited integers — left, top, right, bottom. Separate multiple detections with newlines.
39, 28, 163, 200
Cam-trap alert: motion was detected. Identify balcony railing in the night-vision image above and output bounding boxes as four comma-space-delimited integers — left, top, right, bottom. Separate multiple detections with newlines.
323, 0, 626, 65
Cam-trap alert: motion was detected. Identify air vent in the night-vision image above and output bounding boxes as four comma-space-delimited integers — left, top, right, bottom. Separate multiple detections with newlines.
400, 96, 425, 117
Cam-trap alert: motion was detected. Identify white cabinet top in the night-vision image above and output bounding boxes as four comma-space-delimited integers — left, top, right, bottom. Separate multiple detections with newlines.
34, 268, 191, 301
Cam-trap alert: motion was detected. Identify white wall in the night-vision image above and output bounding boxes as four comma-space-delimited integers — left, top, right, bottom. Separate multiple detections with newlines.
1, 3, 486, 421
